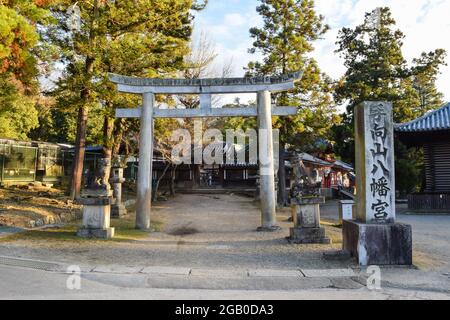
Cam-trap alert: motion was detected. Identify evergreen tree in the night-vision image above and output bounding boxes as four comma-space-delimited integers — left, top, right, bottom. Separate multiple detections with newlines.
332, 7, 447, 194
334, 8, 409, 111
46, 0, 202, 199
411, 49, 447, 115
0, 1, 51, 139
246, 0, 339, 205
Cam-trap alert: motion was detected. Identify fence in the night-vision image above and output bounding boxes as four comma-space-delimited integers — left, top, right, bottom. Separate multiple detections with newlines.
0, 144, 38, 182
0, 142, 102, 185
408, 193, 450, 211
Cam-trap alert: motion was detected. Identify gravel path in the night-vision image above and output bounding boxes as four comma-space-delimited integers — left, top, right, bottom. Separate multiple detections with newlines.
0, 193, 347, 270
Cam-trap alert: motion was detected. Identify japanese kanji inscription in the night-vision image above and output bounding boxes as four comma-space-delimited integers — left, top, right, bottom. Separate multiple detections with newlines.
355, 102, 396, 223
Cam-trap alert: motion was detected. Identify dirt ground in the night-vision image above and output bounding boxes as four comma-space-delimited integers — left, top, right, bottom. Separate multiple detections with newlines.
0, 186, 81, 228
0, 193, 349, 270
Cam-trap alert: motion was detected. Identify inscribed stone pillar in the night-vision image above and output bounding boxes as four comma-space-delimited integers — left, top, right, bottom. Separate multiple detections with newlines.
343, 101, 412, 266
355, 101, 395, 223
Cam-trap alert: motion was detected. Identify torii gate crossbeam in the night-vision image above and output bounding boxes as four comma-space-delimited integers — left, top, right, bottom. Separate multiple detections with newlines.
109, 72, 303, 231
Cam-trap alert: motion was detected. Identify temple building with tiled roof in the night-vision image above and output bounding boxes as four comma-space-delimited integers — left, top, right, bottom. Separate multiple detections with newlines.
395, 103, 450, 211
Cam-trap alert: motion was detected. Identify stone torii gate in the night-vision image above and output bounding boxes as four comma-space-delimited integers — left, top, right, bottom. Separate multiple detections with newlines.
109, 72, 303, 231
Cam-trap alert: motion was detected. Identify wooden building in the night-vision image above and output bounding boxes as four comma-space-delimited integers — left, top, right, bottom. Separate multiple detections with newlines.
395, 103, 450, 211
0, 139, 70, 184
288, 152, 354, 198
139, 149, 353, 198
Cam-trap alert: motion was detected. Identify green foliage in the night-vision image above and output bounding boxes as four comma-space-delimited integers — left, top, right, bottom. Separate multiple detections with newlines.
395, 141, 423, 197
411, 49, 447, 115
334, 8, 408, 109
0, 80, 38, 139
331, 7, 447, 164
244, 0, 339, 150
335, 6, 446, 120
0, 1, 51, 140
40, 0, 196, 147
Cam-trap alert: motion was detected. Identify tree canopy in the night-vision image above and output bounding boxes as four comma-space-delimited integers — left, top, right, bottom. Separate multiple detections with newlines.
331, 7, 447, 194
244, 0, 339, 149
0, 0, 51, 139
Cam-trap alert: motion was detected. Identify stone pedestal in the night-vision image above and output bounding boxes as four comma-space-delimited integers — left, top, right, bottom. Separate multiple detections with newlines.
343, 220, 412, 265
110, 166, 127, 218
111, 202, 127, 218
288, 197, 330, 244
77, 197, 115, 239
339, 200, 355, 223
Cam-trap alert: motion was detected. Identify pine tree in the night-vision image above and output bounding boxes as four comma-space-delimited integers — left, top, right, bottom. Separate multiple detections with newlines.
334, 8, 409, 110
333, 7, 447, 159
332, 7, 447, 194
46, 0, 200, 199
246, 0, 339, 205
411, 50, 447, 115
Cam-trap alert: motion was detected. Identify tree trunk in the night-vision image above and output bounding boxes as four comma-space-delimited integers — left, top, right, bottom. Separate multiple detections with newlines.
102, 115, 114, 161
68, 2, 98, 200
170, 165, 177, 196
277, 148, 288, 206
193, 164, 201, 187
152, 163, 170, 201
112, 118, 125, 157
69, 106, 89, 200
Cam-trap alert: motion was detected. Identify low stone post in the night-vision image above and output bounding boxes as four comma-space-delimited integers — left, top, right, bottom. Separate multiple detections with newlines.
343, 102, 412, 265
339, 200, 355, 224
289, 197, 331, 244
77, 158, 115, 239
110, 165, 127, 218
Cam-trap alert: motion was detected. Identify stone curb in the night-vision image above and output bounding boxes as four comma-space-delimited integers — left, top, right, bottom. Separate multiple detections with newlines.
0, 255, 357, 279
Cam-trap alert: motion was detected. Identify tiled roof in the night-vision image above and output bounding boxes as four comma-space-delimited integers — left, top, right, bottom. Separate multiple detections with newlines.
332, 160, 354, 171
395, 103, 450, 133
291, 153, 333, 167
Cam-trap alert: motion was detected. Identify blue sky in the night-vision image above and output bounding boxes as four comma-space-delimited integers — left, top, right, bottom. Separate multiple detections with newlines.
192, 0, 450, 104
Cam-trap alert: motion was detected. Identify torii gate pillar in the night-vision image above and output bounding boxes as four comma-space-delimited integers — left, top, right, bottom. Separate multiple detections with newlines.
136, 93, 154, 230
257, 91, 278, 231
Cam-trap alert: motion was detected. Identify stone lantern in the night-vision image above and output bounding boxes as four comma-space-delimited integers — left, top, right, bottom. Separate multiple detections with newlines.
110, 160, 127, 218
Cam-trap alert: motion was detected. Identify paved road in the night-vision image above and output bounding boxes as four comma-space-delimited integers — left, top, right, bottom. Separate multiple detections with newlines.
397, 213, 450, 271
1, 265, 449, 300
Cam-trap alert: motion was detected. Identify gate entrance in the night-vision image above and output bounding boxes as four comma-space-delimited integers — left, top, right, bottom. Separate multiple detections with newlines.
109, 72, 302, 231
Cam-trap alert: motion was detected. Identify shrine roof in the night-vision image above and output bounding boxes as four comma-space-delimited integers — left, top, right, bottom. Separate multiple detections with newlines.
291, 153, 333, 167
332, 160, 354, 171
395, 103, 450, 133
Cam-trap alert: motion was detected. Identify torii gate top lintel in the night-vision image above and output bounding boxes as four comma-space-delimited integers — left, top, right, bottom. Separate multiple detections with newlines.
108, 71, 302, 94
110, 71, 303, 119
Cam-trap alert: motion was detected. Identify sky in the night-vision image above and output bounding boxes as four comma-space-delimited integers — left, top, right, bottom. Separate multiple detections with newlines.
192, 0, 450, 105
